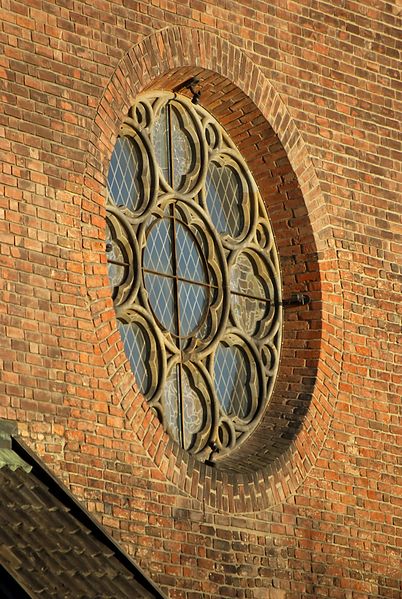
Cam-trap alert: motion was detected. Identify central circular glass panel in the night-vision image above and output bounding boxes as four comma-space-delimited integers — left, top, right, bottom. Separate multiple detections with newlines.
143, 217, 209, 339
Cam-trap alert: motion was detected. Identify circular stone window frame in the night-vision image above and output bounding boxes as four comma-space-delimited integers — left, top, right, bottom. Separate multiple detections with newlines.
82, 27, 342, 513
105, 89, 284, 463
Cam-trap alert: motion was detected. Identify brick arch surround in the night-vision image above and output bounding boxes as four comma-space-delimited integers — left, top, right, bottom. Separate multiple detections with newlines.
83, 26, 342, 512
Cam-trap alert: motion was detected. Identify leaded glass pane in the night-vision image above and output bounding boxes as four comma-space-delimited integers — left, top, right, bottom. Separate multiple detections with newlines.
108, 137, 142, 211
232, 296, 267, 336
231, 253, 264, 298
152, 105, 170, 183
214, 343, 251, 419
182, 367, 203, 449
106, 227, 128, 288
163, 365, 180, 443
118, 321, 151, 394
231, 253, 268, 335
107, 258, 126, 290
175, 221, 205, 283
143, 219, 173, 275
206, 162, 243, 238
178, 281, 208, 337
171, 104, 193, 189
144, 273, 176, 334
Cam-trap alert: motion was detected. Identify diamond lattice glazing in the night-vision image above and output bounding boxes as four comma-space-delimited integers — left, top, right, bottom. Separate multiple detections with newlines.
214, 343, 250, 419
143, 215, 209, 339
206, 162, 243, 238
143, 219, 173, 275
108, 137, 142, 212
178, 281, 208, 337
118, 321, 150, 394
144, 273, 176, 334
176, 222, 205, 283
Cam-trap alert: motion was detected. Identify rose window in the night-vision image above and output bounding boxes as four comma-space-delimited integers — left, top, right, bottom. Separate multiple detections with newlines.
106, 92, 283, 462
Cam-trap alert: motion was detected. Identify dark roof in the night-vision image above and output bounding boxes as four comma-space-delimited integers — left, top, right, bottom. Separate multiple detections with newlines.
0, 419, 166, 599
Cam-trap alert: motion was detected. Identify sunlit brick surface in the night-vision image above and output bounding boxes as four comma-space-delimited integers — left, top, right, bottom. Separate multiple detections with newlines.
0, 2, 400, 597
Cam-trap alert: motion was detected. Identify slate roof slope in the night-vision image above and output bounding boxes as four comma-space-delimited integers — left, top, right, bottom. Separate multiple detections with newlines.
0, 420, 167, 599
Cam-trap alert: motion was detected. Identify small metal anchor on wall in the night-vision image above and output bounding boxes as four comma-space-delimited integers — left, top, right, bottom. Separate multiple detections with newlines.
173, 77, 202, 104
282, 293, 310, 307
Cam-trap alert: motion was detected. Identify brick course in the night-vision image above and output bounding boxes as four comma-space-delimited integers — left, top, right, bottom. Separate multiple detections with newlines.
1, 1, 401, 597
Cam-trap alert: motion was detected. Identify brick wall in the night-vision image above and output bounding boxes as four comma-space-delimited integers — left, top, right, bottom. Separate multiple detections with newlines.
1, 1, 401, 597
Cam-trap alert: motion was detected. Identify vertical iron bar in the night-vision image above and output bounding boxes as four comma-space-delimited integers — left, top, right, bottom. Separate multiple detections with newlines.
167, 102, 186, 449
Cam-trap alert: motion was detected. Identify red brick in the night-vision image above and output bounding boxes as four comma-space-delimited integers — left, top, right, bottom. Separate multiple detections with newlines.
1, 3, 401, 598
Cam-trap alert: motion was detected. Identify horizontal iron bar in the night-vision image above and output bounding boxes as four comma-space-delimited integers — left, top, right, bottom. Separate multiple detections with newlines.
282, 293, 310, 307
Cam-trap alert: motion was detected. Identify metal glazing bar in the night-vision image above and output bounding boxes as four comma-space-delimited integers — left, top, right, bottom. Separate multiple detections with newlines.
230, 289, 274, 304
142, 267, 217, 290
231, 290, 310, 307
107, 259, 130, 267
167, 101, 186, 449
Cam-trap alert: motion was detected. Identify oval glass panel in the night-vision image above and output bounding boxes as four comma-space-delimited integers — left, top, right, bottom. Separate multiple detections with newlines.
143, 216, 209, 339
106, 222, 128, 289
214, 343, 251, 419
230, 251, 273, 336
108, 137, 146, 213
152, 105, 170, 184
182, 368, 204, 449
162, 362, 211, 452
171, 103, 195, 190
152, 99, 201, 194
118, 321, 152, 396
106, 212, 139, 308
206, 161, 244, 239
